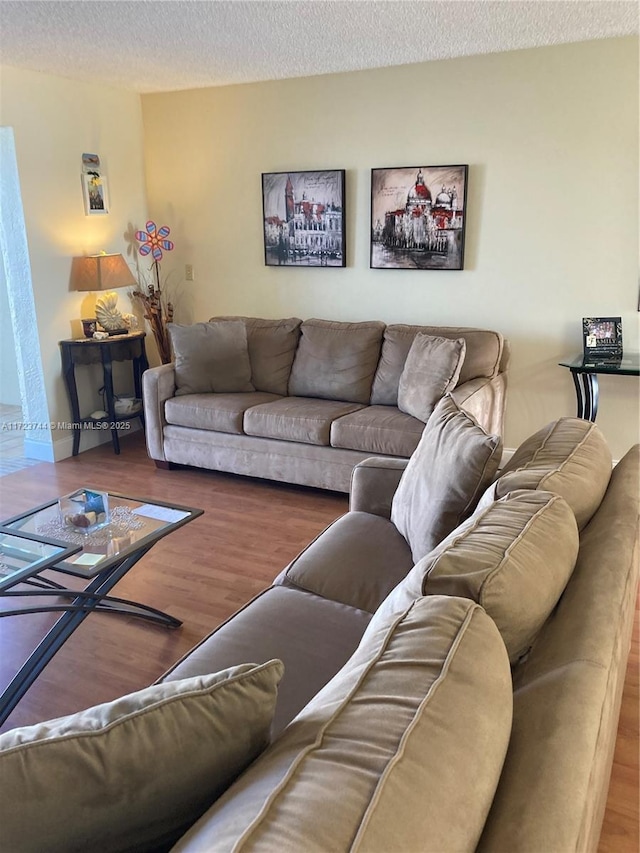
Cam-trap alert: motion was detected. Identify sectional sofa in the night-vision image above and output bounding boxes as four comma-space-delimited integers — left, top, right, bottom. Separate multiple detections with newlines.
2, 406, 637, 853
143, 316, 509, 491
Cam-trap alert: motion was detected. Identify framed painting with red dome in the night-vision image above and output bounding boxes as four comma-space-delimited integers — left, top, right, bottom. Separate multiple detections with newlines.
370, 165, 468, 270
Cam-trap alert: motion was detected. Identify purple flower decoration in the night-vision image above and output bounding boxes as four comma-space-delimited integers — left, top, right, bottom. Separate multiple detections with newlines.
135, 220, 174, 261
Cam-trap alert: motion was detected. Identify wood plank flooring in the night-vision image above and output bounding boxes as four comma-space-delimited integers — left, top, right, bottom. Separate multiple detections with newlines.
0, 432, 637, 851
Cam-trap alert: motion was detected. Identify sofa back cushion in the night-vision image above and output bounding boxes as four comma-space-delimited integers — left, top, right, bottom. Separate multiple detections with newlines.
171, 596, 512, 853
397, 333, 466, 422
0, 661, 283, 853
210, 316, 302, 396
391, 394, 503, 562
169, 321, 254, 395
288, 318, 385, 404
479, 417, 612, 529
381, 490, 579, 663
371, 324, 504, 406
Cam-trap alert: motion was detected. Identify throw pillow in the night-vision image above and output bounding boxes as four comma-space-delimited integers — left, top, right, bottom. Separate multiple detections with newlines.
391, 394, 502, 562
397, 333, 466, 422
168, 321, 254, 396
0, 660, 284, 853
380, 491, 579, 663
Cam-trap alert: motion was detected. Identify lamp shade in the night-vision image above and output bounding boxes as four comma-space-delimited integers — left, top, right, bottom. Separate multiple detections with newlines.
70, 254, 136, 292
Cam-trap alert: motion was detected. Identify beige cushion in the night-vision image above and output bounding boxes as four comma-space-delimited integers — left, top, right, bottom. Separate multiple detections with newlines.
397, 333, 466, 421
210, 316, 302, 395
330, 404, 424, 457
165, 391, 281, 434
0, 661, 284, 853
169, 321, 254, 395
380, 490, 579, 662
281, 510, 415, 612
391, 394, 503, 562
288, 318, 384, 404
371, 324, 504, 406
244, 396, 363, 446
172, 596, 512, 853
480, 417, 612, 529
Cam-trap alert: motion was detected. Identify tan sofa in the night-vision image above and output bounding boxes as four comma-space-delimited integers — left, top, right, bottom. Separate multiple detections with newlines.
143, 317, 509, 491
4, 413, 637, 853
158, 415, 638, 852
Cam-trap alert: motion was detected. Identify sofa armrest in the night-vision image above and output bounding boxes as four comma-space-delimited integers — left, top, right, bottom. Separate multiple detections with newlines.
142, 363, 176, 462
349, 457, 409, 519
451, 374, 507, 437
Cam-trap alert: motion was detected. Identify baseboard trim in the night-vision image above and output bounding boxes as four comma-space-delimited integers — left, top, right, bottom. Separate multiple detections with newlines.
52, 422, 142, 461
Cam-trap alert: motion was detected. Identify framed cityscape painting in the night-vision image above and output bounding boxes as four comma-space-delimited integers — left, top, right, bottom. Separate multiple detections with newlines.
262, 169, 346, 267
370, 164, 468, 270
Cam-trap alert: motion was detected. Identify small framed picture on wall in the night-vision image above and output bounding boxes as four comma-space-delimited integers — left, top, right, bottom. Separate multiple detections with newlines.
81, 172, 109, 215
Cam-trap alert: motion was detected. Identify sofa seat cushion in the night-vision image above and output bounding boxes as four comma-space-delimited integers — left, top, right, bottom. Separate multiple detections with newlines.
171, 596, 512, 853
0, 663, 283, 853
479, 417, 612, 529
277, 511, 414, 612
168, 321, 254, 395
244, 397, 364, 446
288, 318, 384, 404
330, 405, 425, 457
379, 490, 579, 663
210, 316, 302, 395
391, 395, 503, 563
165, 392, 282, 434
371, 324, 504, 406
161, 586, 372, 737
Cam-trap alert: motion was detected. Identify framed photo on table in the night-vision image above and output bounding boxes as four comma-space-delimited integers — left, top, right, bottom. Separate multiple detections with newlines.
262, 169, 345, 267
582, 317, 622, 359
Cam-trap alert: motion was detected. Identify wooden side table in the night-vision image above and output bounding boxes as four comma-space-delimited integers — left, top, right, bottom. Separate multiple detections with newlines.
558, 353, 640, 421
60, 332, 149, 455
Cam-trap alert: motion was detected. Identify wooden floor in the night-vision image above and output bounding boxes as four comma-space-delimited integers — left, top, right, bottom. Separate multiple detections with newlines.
0, 433, 637, 851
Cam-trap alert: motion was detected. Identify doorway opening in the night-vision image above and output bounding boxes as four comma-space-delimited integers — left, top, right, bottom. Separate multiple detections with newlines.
0, 127, 52, 475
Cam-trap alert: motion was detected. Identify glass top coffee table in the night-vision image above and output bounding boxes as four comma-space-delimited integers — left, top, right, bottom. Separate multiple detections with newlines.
0, 489, 203, 726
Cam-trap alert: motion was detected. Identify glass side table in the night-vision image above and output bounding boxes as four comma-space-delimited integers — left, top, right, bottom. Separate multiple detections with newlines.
559, 353, 640, 421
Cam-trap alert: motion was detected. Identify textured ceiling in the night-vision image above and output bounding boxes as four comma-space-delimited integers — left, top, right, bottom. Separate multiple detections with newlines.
0, 0, 637, 93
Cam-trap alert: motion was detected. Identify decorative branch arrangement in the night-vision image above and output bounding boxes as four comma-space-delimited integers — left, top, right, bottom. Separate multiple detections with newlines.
131, 221, 175, 364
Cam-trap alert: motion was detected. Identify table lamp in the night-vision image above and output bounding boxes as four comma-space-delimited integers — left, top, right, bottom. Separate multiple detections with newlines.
70, 253, 136, 334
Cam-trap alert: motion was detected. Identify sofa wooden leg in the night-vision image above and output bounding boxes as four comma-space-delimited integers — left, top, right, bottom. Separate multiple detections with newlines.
154, 460, 175, 470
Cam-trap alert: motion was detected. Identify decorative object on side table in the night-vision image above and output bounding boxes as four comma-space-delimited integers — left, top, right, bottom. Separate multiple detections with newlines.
262, 170, 346, 267
370, 165, 468, 270
582, 317, 623, 362
70, 253, 138, 334
81, 318, 97, 338
131, 221, 176, 363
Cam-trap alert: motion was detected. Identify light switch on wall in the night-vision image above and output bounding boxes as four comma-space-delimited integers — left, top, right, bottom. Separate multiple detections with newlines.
185, 264, 194, 281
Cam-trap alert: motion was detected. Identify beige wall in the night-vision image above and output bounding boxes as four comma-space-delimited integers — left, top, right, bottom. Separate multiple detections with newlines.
141, 37, 639, 458
0, 66, 148, 458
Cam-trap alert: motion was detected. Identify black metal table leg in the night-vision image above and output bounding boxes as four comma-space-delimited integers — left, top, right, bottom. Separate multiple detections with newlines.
571, 369, 600, 422
570, 369, 585, 418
